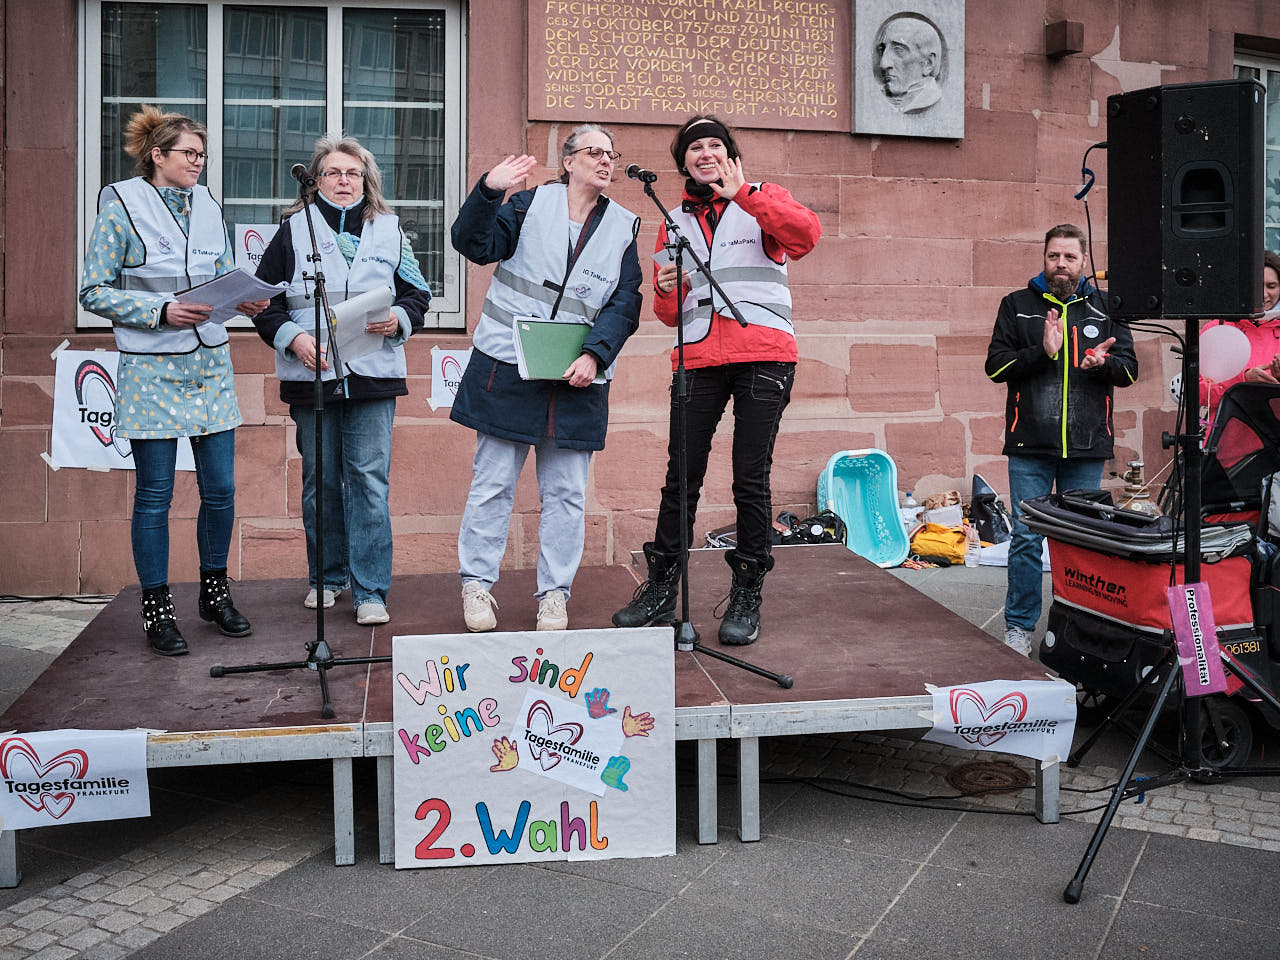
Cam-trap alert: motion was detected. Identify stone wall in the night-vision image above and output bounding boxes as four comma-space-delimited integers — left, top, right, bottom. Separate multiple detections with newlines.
1, 0, 1276, 593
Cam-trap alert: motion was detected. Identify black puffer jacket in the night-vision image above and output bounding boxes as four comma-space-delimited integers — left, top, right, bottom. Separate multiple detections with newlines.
985, 275, 1138, 459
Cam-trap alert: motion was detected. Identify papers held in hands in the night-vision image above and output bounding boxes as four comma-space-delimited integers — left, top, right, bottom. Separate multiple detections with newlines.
174, 268, 287, 324
329, 288, 395, 364
512, 317, 602, 382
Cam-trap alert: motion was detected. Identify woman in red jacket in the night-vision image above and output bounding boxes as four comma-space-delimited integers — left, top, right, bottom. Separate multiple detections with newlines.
613, 115, 821, 645
1198, 249, 1280, 422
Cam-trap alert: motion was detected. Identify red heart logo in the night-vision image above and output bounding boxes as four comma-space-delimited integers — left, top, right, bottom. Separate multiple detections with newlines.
39, 792, 76, 819
525, 699, 583, 771
442, 357, 463, 395
948, 688, 1028, 747
0, 737, 89, 814
73, 360, 118, 448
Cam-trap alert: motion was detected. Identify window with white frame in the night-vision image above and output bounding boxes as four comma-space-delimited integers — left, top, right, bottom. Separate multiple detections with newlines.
80, 0, 465, 327
1235, 54, 1280, 254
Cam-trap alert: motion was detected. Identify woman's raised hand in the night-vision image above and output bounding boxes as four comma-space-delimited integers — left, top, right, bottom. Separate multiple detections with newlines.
710, 157, 747, 200
486, 154, 539, 192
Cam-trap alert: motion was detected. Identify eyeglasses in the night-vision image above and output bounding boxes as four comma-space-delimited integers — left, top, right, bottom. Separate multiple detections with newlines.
164, 148, 208, 164
319, 170, 365, 181
570, 146, 621, 162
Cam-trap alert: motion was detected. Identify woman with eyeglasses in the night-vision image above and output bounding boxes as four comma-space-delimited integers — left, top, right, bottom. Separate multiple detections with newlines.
79, 106, 268, 656
449, 124, 642, 632
612, 114, 821, 646
252, 135, 431, 627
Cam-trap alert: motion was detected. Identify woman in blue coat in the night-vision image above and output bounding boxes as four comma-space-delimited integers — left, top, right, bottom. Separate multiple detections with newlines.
450, 124, 642, 632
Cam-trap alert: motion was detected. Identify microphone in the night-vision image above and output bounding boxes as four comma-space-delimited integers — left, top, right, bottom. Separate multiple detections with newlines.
625, 164, 658, 184
290, 163, 316, 188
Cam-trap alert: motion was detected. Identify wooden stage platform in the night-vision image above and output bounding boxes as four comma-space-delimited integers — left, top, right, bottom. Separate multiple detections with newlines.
0, 545, 1052, 886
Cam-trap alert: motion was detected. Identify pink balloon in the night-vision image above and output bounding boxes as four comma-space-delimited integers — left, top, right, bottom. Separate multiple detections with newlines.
1200, 324, 1251, 382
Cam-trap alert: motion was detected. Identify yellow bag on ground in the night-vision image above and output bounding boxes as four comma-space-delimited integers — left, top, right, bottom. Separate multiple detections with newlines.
909, 523, 968, 564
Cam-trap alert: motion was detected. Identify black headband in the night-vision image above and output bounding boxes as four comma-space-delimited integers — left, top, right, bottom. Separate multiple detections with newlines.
675, 119, 734, 172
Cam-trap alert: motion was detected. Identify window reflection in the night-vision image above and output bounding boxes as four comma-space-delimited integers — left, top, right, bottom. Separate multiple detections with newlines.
101, 3, 207, 185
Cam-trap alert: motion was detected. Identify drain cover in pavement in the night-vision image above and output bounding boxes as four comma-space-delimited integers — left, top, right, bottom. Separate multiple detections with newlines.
945, 760, 1030, 795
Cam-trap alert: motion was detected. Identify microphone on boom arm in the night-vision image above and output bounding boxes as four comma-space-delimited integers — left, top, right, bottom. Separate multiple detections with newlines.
625, 164, 659, 184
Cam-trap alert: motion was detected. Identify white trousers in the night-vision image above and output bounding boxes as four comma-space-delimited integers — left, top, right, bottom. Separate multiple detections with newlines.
458, 432, 592, 598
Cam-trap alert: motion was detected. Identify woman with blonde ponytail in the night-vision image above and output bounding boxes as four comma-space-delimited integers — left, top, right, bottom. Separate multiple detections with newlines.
79, 106, 270, 656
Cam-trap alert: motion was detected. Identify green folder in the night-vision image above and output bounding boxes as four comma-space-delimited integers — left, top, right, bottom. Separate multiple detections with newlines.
511, 317, 594, 381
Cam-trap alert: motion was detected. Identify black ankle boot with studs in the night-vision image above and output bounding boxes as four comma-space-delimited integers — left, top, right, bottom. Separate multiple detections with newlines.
198, 568, 252, 637
141, 585, 188, 656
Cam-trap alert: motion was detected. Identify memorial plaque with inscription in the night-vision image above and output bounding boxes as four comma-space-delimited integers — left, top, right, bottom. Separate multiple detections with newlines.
529, 0, 849, 131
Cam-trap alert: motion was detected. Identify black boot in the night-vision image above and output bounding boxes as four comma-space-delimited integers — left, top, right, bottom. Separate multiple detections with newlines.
142, 586, 188, 656
717, 550, 774, 646
612, 542, 681, 627
198, 568, 252, 637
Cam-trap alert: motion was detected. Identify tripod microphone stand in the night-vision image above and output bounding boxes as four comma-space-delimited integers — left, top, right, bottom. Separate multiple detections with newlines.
211, 168, 389, 719
1063, 321, 1280, 903
637, 175, 793, 689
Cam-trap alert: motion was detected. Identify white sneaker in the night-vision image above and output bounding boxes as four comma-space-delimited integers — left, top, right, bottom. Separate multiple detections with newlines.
356, 601, 390, 625
462, 582, 498, 632
1004, 625, 1032, 657
304, 587, 341, 609
537, 590, 569, 631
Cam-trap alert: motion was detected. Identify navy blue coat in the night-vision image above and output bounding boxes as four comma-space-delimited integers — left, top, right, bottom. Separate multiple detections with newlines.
449, 176, 642, 451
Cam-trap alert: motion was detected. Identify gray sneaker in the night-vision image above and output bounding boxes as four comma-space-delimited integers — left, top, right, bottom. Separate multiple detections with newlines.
1004, 625, 1032, 657
356, 601, 390, 625
304, 587, 341, 609
537, 589, 569, 631
462, 581, 498, 632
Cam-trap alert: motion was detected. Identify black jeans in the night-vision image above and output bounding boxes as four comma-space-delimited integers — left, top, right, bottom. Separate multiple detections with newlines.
653, 360, 795, 561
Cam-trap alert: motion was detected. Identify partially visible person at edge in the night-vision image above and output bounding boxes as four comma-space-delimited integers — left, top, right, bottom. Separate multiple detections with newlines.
449, 124, 642, 633
252, 135, 430, 627
611, 114, 822, 646
79, 105, 269, 656
985, 223, 1138, 657
1198, 249, 1280, 422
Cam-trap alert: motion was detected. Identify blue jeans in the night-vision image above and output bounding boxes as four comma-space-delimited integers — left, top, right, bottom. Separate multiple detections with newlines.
131, 430, 236, 590
291, 399, 395, 608
653, 361, 795, 561
1005, 454, 1105, 631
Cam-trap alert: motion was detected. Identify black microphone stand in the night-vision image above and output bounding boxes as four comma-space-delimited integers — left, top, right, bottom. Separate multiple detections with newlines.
211, 170, 389, 718
638, 176, 792, 688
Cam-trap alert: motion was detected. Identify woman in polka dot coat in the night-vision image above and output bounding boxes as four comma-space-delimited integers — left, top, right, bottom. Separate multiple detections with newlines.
78, 106, 269, 656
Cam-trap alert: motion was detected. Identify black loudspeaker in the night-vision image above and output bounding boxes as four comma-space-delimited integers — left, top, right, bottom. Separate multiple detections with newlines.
1106, 79, 1265, 320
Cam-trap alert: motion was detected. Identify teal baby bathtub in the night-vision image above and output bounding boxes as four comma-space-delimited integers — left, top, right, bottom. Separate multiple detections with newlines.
816, 449, 911, 568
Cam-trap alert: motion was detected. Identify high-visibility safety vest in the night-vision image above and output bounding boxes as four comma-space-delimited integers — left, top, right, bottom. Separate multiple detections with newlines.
474, 183, 639, 379
279, 206, 405, 382
105, 177, 229, 354
668, 187, 793, 345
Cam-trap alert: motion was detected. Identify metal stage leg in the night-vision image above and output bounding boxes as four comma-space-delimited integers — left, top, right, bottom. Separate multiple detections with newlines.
1036, 757, 1060, 823
738, 737, 761, 842
332, 758, 354, 866
377, 755, 395, 864
697, 738, 718, 844
0, 830, 19, 888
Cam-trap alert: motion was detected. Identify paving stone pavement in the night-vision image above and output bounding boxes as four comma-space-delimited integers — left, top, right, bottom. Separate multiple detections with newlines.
4, 570, 1280, 958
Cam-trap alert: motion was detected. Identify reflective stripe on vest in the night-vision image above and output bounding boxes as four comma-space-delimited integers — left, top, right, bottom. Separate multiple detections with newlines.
106, 178, 228, 354
668, 187, 793, 346
279, 206, 405, 382
474, 183, 638, 378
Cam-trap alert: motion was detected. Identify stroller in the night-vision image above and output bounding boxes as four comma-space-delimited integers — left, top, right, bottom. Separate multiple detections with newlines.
1022, 383, 1280, 769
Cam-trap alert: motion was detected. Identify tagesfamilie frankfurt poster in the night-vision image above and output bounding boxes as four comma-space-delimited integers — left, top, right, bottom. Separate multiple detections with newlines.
392, 627, 676, 868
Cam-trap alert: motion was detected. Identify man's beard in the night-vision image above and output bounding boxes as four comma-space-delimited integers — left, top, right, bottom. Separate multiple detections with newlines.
1048, 274, 1077, 300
